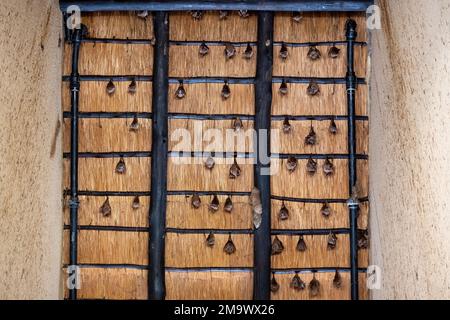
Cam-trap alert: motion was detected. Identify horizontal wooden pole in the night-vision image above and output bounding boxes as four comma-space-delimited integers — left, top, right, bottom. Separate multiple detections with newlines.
74, 191, 151, 196
272, 267, 367, 274
271, 195, 369, 203
74, 37, 368, 47
62, 151, 367, 159
166, 228, 253, 234
62, 75, 367, 84
60, 0, 373, 12
63, 225, 150, 232
65, 190, 370, 203
62, 264, 368, 274
64, 226, 366, 236
62, 112, 369, 121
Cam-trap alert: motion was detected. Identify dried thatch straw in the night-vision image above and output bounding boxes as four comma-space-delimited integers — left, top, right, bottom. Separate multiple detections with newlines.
62, 81, 152, 113
63, 267, 148, 300
271, 200, 369, 230
169, 45, 256, 77
168, 119, 254, 153
166, 195, 252, 229
271, 159, 369, 199
166, 270, 253, 300
274, 12, 368, 43
165, 233, 253, 267
82, 11, 154, 39
271, 83, 368, 116
64, 43, 153, 75
63, 118, 152, 153
170, 11, 257, 42
62, 10, 370, 300
271, 234, 349, 268
63, 157, 151, 191
271, 120, 368, 155
169, 83, 255, 115
63, 230, 148, 265
271, 271, 368, 300
167, 157, 253, 192
273, 45, 367, 78
63, 195, 149, 227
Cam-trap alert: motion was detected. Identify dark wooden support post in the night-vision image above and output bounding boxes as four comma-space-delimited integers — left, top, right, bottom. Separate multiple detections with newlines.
68, 25, 84, 300
149, 11, 169, 300
253, 11, 273, 301
345, 19, 360, 300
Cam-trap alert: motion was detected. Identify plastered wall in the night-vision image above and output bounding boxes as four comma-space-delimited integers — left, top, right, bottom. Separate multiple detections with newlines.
369, 0, 450, 299
0, 0, 63, 299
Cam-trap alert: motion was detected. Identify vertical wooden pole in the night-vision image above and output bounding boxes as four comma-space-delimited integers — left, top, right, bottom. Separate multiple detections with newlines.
345, 19, 360, 300
68, 25, 83, 300
149, 11, 169, 300
253, 11, 274, 300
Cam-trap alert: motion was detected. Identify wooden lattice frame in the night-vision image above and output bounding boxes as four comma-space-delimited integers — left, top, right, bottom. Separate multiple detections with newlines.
62, 0, 372, 301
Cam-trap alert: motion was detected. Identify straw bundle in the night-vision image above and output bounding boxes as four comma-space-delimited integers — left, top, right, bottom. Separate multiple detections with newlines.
63, 195, 149, 227
165, 233, 253, 267
63, 43, 153, 76
274, 12, 368, 42
168, 83, 255, 115
170, 11, 257, 42
271, 159, 369, 199
271, 83, 368, 116
168, 119, 254, 153
63, 157, 151, 191
270, 271, 368, 300
167, 157, 253, 192
272, 119, 368, 155
169, 45, 256, 77
166, 195, 253, 229
271, 235, 368, 269
63, 267, 148, 300
271, 200, 369, 230
82, 12, 154, 39
271, 234, 349, 268
63, 118, 152, 153
273, 45, 367, 78
63, 230, 148, 265
62, 81, 152, 113
166, 271, 253, 300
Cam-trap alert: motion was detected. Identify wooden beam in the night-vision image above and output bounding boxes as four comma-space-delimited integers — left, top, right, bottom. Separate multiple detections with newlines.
60, 0, 373, 12
253, 11, 273, 301
68, 25, 84, 300
148, 11, 169, 300
345, 18, 360, 301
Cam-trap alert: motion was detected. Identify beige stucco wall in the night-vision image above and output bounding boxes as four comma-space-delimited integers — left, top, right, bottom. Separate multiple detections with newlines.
0, 0, 63, 299
369, 0, 450, 299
